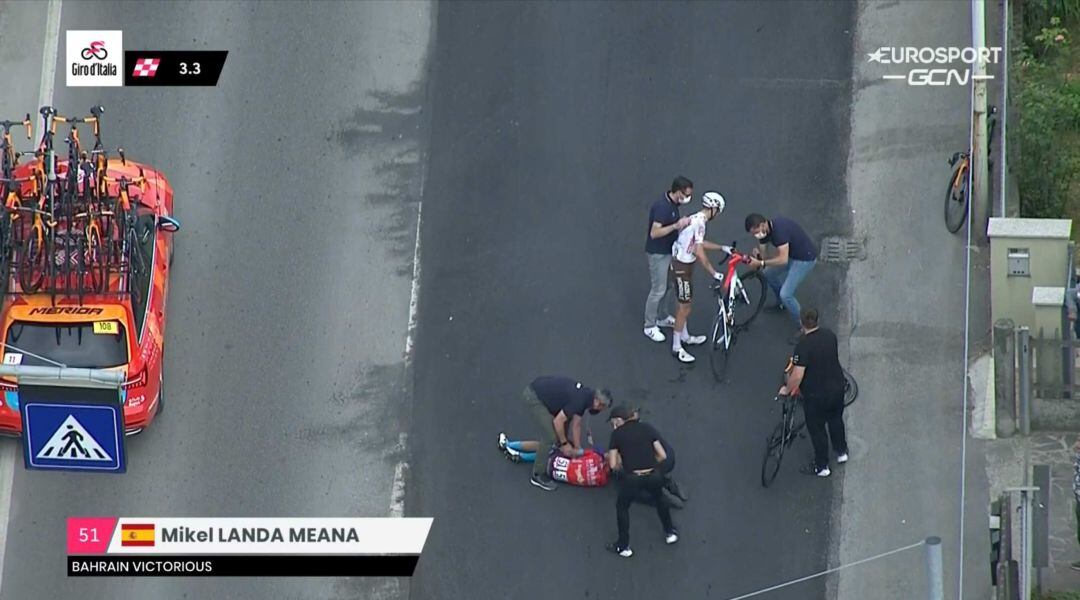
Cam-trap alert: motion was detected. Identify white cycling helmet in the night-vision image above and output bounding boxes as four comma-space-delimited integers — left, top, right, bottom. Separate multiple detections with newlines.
702, 191, 725, 212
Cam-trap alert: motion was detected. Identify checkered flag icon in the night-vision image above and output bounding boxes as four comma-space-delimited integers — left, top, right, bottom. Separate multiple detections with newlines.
132, 58, 161, 78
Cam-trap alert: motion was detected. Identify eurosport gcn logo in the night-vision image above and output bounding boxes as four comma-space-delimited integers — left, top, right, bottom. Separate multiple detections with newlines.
66, 30, 122, 87
868, 46, 1003, 86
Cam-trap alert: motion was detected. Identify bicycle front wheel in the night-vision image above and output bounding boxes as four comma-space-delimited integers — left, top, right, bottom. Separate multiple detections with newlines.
944, 163, 969, 233
761, 422, 786, 487
709, 310, 730, 382
843, 369, 859, 407
731, 271, 766, 329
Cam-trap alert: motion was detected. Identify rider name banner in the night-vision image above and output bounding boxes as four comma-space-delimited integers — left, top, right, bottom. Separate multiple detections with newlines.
67, 517, 432, 577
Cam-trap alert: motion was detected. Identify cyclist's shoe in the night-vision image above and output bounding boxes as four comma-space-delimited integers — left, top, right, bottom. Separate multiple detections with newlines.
606, 543, 633, 558
530, 473, 557, 491
799, 463, 830, 477
666, 479, 688, 502
644, 326, 666, 343
683, 334, 707, 346
672, 347, 695, 363
657, 316, 676, 328
837, 453, 849, 464
498, 432, 508, 451
503, 447, 523, 463
665, 529, 679, 545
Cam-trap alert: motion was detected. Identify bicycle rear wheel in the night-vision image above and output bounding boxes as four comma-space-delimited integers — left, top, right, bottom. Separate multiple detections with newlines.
709, 309, 731, 382
731, 271, 766, 328
843, 369, 859, 407
944, 163, 969, 233
20, 234, 45, 292
761, 422, 787, 487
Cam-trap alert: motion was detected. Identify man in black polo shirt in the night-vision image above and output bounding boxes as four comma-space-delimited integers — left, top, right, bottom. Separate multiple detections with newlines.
523, 376, 611, 491
781, 308, 848, 477
605, 405, 678, 557
744, 213, 818, 344
643, 176, 693, 343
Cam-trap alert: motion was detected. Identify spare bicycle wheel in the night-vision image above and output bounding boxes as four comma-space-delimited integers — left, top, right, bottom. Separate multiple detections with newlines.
944, 164, 969, 234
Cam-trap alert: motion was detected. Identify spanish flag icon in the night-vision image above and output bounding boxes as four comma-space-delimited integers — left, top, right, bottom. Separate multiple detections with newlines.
120, 523, 155, 547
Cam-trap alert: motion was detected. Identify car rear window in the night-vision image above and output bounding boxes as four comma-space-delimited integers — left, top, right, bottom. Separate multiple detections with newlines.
3, 321, 128, 369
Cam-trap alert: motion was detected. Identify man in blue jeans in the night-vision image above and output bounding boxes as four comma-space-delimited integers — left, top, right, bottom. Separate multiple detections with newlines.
744, 213, 818, 344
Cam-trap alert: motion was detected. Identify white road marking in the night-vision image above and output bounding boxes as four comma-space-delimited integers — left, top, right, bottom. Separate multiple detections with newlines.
389, 433, 409, 519
390, 162, 424, 519
0, 2, 62, 592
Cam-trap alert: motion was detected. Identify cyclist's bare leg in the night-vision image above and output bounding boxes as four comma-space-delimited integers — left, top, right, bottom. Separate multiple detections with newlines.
672, 302, 691, 350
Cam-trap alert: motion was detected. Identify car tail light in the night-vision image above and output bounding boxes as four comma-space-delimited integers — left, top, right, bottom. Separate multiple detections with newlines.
122, 369, 146, 390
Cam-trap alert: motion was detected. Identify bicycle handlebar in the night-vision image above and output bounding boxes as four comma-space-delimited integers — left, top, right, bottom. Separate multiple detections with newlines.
0, 115, 32, 139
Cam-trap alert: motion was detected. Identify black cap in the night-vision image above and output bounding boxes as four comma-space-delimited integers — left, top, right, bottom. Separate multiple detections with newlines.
608, 404, 634, 421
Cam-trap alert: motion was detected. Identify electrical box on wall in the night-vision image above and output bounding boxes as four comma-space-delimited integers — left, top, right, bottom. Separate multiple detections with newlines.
1007, 248, 1030, 277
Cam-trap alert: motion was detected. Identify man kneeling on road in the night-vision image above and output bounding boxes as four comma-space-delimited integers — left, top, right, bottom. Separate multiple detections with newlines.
609, 405, 687, 507
523, 376, 611, 491
606, 405, 678, 557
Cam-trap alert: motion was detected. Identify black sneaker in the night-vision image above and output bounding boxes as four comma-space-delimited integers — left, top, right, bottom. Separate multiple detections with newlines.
530, 473, 557, 491
605, 542, 633, 557
665, 479, 688, 502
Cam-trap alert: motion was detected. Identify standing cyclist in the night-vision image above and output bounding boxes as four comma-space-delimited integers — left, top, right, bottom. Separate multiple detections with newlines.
669, 192, 726, 363
643, 177, 693, 343
744, 213, 818, 344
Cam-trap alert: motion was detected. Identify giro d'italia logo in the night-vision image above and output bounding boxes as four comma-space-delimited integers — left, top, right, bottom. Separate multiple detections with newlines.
66, 30, 123, 87
867, 46, 1002, 86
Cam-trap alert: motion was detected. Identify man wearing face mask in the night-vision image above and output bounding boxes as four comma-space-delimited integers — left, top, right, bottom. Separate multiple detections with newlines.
744, 213, 818, 344
643, 176, 694, 343
521, 375, 611, 491
669, 192, 726, 364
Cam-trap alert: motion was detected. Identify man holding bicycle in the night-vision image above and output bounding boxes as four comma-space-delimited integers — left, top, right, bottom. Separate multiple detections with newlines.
780, 308, 848, 477
669, 192, 726, 364
744, 213, 818, 344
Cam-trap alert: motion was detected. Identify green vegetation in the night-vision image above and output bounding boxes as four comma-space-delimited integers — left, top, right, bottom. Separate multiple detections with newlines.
1016, 2, 1080, 222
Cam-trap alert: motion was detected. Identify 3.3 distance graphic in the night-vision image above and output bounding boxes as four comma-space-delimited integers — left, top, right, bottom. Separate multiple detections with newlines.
123, 51, 227, 86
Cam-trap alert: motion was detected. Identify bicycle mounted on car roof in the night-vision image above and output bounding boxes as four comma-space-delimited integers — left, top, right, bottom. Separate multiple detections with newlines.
0, 105, 179, 305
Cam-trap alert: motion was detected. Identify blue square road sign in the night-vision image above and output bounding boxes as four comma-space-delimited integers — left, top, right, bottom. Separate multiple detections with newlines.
20, 387, 125, 473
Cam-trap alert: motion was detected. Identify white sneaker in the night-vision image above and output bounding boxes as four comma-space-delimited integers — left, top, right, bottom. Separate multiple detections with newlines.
673, 347, 695, 363
657, 316, 676, 328
665, 531, 679, 545
837, 453, 849, 464
817, 467, 831, 477
498, 432, 508, 450
644, 327, 666, 342
683, 334, 707, 346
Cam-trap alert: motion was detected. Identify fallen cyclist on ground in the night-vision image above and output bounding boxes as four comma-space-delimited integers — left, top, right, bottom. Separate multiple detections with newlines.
498, 405, 687, 508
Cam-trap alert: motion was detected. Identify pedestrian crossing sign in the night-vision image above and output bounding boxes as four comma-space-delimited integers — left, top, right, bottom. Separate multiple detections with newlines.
21, 386, 125, 473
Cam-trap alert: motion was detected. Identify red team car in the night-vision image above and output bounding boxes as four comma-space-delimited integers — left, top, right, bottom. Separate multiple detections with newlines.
0, 106, 178, 435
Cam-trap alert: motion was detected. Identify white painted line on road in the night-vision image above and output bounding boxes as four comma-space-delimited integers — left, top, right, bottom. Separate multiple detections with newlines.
389, 433, 409, 519
0, 1, 62, 592
391, 166, 424, 518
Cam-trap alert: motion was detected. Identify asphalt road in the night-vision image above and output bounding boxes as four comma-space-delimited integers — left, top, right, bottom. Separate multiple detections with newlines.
408, 2, 855, 599
0, 2, 432, 599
